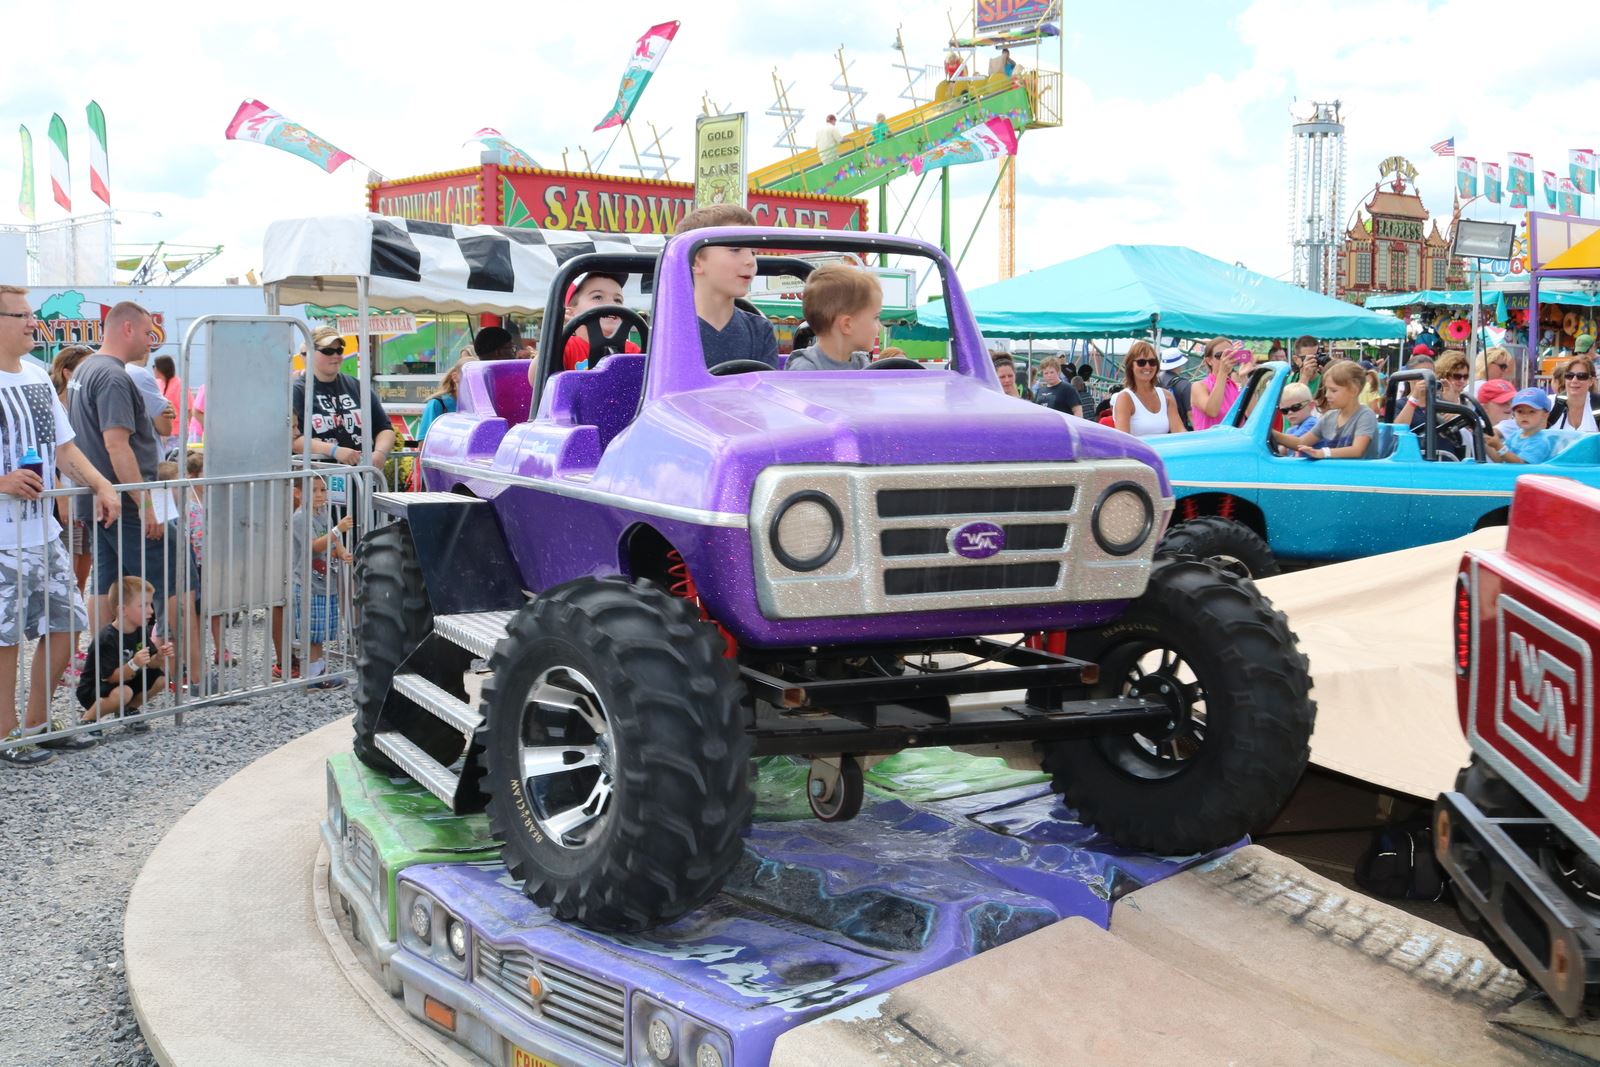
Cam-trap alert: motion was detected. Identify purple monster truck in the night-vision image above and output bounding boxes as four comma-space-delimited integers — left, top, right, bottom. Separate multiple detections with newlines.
352, 227, 1316, 933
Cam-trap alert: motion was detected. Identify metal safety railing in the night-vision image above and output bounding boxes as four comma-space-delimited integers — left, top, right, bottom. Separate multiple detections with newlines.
0, 464, 382, 753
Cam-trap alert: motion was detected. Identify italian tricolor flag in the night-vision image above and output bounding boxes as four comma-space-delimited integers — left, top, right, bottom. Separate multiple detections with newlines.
87, 101, 110, 206
47, 113, 69, 212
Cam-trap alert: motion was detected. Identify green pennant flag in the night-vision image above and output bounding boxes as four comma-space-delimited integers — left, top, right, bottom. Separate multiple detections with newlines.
17, 125, 35, 221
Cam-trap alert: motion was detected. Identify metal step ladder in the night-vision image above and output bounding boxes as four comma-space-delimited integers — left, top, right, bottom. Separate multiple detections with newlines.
373, 610, 516, 807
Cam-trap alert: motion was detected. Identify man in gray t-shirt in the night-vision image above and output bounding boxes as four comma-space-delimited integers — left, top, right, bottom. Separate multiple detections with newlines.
67, 353, 159, 523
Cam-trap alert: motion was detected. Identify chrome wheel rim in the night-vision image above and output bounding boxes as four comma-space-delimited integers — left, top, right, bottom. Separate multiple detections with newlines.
516, 666, 612, 849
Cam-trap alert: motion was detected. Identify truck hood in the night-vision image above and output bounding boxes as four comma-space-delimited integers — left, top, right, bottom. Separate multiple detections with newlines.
604, 372, 1171, 511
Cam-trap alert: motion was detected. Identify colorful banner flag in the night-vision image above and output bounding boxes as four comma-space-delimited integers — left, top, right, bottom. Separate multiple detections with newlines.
910, 116, 1021, 177
1559, 177, 1582, 216
594, 21, 681, 132
86, 100, 110, 206
1455, 156, 1477, 199
464, 128, 538, 168
1544, 170, 1559, 208
224, 99, 353, 173
1571, 148, 1597, 195
1508, 151, 1533, 195
17, 125, 34, 221
1510, 191, 1529, 209
1483, 161, 1502, 204
47, 114, 70, 212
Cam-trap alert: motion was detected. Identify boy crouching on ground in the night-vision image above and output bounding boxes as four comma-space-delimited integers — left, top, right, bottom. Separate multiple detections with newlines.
785, 264, 882, 371
77, 576, 170, 729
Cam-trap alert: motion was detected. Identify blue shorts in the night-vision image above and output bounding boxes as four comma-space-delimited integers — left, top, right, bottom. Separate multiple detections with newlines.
295, 590, 340, 646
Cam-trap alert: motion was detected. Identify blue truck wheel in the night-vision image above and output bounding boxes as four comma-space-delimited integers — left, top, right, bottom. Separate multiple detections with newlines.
1156, 515, 1279, 580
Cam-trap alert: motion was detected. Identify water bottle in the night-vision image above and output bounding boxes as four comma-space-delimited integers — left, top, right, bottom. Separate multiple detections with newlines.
19, 446, 43, 478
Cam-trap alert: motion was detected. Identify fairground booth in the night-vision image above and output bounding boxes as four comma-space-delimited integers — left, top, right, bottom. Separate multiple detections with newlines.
350, 164, 869, 425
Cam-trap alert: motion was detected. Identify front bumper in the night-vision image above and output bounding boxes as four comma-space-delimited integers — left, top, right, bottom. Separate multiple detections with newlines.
1434, 791, 1600, 1017
392, 948, 624, 1067
320, 817, 401, 995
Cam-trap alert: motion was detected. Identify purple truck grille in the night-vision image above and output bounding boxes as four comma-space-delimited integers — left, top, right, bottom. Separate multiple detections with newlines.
474, 940, 627, 1060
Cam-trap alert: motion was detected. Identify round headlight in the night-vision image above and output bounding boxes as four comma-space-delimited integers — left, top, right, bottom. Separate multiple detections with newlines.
1091, 483, 1154, 556
647, 1016, 674, 1061
408, 899, 432, 943
769, 491, 842, 572
695, 1041, 725, 1067
447, 920, 467, 959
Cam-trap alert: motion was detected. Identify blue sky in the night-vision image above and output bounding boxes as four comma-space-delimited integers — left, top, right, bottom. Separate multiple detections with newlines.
1, 0, 1593, 289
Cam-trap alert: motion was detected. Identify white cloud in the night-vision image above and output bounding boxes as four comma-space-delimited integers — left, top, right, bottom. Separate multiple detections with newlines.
3, 0, 1595, 298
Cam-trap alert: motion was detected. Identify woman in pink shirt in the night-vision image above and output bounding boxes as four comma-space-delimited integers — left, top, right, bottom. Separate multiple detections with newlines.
1189, 337, 1249, 430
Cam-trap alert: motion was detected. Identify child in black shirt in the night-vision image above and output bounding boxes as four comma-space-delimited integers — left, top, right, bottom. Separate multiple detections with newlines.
78, 576, 171, 725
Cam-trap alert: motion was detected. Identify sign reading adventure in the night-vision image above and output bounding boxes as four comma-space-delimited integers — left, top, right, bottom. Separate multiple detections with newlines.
368, 165, 865, 235
694, 113, 747, 209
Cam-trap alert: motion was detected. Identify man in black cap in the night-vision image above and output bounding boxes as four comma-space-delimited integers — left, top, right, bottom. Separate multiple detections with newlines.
472, 325, 520, 361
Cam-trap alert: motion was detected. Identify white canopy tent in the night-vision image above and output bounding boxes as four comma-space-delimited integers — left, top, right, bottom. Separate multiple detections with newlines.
260, 214, 664, 460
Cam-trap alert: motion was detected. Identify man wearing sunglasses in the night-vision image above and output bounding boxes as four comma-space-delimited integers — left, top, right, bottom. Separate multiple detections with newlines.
290, 326, 395, 469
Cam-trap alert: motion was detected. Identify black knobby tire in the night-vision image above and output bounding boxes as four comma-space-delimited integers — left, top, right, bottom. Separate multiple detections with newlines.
1157, 515, 1280, 579
1040, 557, 1314, 854
481, 577, 753, 931
352, 522, 464, 775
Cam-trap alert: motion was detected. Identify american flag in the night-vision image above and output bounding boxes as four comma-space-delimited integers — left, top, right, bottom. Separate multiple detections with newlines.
1430, 137, 1455, 157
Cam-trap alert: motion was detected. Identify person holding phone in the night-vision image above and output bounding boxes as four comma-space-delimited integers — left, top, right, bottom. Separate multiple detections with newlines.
1190, 337, 1248, 430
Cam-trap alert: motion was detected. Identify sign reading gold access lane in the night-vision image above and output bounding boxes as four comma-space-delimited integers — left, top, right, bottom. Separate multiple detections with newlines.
694, 112, 748, 210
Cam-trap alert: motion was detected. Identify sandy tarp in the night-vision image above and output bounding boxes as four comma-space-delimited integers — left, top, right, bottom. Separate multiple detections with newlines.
1257, 528, 1506, 800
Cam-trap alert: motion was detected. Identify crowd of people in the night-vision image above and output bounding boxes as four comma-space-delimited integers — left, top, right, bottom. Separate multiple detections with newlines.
0, 289, 368, 768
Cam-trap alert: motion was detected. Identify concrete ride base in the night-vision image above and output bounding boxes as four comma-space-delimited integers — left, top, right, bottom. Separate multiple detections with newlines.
127, 715, 1588, 1067
125, 717, 468, 1066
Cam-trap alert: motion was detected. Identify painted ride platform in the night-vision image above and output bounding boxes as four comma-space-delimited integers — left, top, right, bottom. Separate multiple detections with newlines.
126, 716, 1584, 1066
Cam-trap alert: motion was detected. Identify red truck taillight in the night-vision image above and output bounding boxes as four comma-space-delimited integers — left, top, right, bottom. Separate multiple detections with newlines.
1455, 573, 1473, 677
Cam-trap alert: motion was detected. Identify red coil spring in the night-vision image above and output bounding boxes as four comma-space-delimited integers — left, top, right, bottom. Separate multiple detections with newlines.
666, 549, 738, 658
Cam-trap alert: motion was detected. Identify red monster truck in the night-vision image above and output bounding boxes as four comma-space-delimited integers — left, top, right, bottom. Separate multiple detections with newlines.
1436, 474, 1600, 1017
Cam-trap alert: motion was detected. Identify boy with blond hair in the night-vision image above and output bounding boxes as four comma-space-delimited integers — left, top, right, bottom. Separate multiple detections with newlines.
675, 205, 779, 369
77, 575, 170, 729
785, 264, 882, 371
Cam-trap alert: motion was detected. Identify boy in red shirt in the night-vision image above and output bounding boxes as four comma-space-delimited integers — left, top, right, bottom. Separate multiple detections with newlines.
561, 272, 640, 371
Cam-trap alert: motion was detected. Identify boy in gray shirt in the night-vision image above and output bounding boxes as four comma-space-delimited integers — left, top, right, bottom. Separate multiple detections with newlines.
784, 264, 882, 372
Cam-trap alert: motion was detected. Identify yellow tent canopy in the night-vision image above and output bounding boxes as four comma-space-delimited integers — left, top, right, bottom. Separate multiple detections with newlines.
1545, 226, 1600, 271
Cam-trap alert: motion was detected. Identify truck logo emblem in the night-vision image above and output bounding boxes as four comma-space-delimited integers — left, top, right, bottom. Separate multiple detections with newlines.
950, 521, 1006, 559
1496, 595, 1594, 802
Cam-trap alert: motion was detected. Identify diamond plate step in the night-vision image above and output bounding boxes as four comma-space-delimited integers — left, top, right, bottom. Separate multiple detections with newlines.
432, 611, 517, 659
392, 672, 483, 734
373, 731, 460, 807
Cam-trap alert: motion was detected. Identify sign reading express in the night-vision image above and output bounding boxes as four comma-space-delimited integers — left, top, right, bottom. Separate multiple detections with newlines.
500, 170, 864, 234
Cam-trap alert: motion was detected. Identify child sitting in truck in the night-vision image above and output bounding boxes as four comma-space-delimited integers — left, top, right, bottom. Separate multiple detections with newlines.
559, 271, 641, 373
1487, 388, 1558, 465
1269, 359, 1376, 459
784, 264, 881, 371
675, 204, 779, 369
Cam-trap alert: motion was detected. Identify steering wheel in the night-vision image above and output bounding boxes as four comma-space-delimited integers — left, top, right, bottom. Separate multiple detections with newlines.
708, 359, 773, 376
864, 357, 924, 370
1434, 393, 1494, 460
559, 304, 649, 368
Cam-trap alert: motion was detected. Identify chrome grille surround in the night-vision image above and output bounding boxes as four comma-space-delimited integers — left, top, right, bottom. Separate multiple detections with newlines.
750, 460, 1171, 618
474, 939, 628, 1062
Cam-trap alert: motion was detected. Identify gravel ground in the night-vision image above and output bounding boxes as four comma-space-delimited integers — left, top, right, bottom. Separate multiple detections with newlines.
0, 679, 353, 1066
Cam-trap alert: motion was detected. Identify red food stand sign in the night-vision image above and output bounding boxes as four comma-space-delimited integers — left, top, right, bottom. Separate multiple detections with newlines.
368, 165, 866, 234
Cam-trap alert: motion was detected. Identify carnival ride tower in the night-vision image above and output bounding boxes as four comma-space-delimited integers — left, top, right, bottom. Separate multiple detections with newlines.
1288, 100, 1347, 296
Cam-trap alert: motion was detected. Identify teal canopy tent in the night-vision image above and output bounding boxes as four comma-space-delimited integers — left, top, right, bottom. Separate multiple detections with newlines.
909, 244, 1408, 341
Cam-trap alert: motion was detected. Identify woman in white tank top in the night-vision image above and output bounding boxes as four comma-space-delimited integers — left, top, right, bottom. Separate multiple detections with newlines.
1112, 341, 1188, 437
